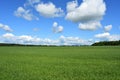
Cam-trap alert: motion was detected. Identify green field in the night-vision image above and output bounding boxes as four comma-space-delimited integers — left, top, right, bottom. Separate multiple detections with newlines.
0, 46, 120, 80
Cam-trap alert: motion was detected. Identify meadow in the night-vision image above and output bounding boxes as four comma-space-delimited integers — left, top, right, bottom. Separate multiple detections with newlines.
0, 46, 120, 80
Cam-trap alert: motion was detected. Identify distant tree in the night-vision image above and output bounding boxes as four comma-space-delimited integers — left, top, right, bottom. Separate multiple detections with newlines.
92, 40, 120, 46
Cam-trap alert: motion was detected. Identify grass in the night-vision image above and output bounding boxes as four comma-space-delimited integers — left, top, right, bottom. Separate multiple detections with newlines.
0, 46, 120, 80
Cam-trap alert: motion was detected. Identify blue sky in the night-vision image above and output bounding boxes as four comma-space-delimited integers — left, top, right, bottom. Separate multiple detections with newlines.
0, 0, 120, 45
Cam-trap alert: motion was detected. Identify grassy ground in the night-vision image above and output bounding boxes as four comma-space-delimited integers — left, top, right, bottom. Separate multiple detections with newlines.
0, 46, 120, 80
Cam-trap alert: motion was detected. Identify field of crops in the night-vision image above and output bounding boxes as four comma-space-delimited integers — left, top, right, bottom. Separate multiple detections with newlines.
0, 46, 120, 80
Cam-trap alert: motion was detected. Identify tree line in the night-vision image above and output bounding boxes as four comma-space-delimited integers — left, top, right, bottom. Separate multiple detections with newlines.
92, 40, 120, 46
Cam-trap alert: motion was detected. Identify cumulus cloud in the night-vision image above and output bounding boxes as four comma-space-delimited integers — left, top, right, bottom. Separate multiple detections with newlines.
59, 35, 92, 45
2, 33, 40, 44
95, 32, 120, 41
66, 0, 106, 30
95, 32, 110, 39
14, 7, 39, 21
0, 23, 13, 32
18, 35, 41, 44
66, 0, 106, 22
57, 26, 64, 33
53, 22, 58, 27
104, 25, 112, 32
15, 0, 64, 20
66, 0, 78, 12
95, 24, 119, 41
108, 35, 120, 41
1, 33, 93, 45
35, 2, 64, 17
3, 33, 14, 38
19, 35, 34, 42
25, 0, 40, 6
2, 33, 16, 43
52, 22, 64, 33
79, 21, 101, 30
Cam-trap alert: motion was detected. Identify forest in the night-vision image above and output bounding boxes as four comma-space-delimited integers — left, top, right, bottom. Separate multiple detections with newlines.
92, 40, 120, 46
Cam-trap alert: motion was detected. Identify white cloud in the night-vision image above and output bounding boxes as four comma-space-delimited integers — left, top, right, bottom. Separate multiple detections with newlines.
59, 35, 92, 45
0, 23, 13, 32
95, 32, 120, 41
66, 0, 78, 12
95, 24, 119, 41
28, 0, 40, 5
15, 1, 64, 20
52, 22, 64, 33
66, 0, 106, 22
2, 33, 40, 44
1, 33, 93, 45
104, 25, 112, 32
17, 35, 41, 44
66, 0, 106, 30
53, 22, 58, 27
24, 0, 40, 7
79, 21, 101, 30
14, 7, 39, 21
35, 2, 64, 17
3, 33, 14, 39
58, 26, 63, 33
95, 32, 110, 39
19, 35, 33, 41
52, 22, 58, 33
108, 35, 120, 41
2, 33, 16, 43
